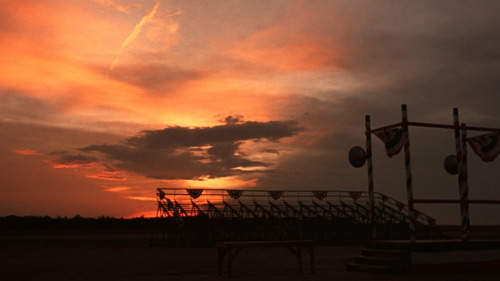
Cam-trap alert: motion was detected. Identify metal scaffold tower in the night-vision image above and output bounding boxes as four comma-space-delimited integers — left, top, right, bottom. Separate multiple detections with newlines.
152, 188, 442, 246
349, 104, 500, 243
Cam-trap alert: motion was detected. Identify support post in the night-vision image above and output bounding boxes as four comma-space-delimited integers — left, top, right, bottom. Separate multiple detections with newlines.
453, 109, 464, 238
365, 115, 376, 241
460, 123, 470, 241
453, 109, 470, 242
401, 104, 416, 243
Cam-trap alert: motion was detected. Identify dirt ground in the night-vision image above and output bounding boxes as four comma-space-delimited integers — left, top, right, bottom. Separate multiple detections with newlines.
2, 234, 500, 281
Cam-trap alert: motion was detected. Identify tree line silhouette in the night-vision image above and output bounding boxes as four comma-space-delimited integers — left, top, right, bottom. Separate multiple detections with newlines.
0, 215, 158, 234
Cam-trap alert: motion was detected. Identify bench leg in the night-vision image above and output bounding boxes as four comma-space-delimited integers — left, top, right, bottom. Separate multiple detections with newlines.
286, 246, 304, 274
227, 247, 232, 277
309, 245, 315, 274
219, 243, 314, 276
298, 246, 303, 273
217, 247, 227, 276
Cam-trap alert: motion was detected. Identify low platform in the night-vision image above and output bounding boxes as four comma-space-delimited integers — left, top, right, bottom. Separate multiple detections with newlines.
369, 239, 500, 273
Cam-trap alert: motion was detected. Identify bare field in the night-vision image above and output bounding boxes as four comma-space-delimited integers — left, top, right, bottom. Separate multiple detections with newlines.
1, 234, 500, 281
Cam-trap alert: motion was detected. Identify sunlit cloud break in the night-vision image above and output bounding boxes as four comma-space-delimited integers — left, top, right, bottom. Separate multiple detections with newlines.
107, 1, 160, 76
13, 149, 44, 156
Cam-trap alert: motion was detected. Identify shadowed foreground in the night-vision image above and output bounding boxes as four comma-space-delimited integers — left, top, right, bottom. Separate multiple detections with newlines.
1, 234, 500, 281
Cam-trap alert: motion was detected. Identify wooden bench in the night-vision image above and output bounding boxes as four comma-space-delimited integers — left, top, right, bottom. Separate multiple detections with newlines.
216, 240, 315, 277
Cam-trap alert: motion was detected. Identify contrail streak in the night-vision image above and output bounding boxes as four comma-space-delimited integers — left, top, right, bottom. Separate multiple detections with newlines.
107, 2, 160, 76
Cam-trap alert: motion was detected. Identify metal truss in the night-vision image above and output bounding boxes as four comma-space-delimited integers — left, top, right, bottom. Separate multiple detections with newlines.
152, 188, 442, 246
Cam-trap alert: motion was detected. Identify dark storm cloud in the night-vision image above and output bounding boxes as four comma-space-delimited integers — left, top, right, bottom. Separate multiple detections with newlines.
126, 120, 302, 149
50, 152, 98, 165
81, 143, 217, 179
222, 115, 244, 125
79, 118, 302, 180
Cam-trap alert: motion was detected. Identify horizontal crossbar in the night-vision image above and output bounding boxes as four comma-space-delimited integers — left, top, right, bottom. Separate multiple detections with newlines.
414, 199, 500, 204
370, 121, 500, 133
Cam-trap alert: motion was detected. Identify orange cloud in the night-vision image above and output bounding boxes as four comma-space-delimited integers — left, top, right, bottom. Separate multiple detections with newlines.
105, 186, 132, 192
187, 177, 260, 189
87, 174, 127, 181
126, 196, 156, 201
0, 37, 142, 102
13, 149, 44, 156
93, 0, 142, 13
231, 27, 340, 71
50, 163, 88, 169
170, 76, 292, 125
0, 2, 189, 130
0, 37, 181, 132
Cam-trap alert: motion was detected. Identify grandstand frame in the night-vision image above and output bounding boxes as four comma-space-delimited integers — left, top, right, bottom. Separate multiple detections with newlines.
152, 188, 440, 246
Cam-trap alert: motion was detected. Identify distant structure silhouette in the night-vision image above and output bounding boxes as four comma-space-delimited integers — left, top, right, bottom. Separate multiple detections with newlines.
152, 188, 441, 247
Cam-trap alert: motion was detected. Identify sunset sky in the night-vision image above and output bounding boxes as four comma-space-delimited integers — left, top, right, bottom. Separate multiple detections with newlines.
1, 0, 500, 224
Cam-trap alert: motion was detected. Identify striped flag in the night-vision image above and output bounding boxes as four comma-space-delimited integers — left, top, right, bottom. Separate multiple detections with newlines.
374, 128, 405, 157
268, 191, 283, 200
349, 191, 362, 201
313, 191, 328, 200
227, 190, 243, 199
468, 132, 500, 162
186, 189, 203, 199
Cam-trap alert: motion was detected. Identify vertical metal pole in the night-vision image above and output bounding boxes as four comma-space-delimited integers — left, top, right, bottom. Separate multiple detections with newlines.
402, 104, 416, 243
366, 115, 376, 241
461, 123, 470, 241
453, 108, 469, 242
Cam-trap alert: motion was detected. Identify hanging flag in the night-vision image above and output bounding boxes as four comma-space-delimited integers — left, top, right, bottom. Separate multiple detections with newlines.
467, 132, 500, 162
186, 189, 203, 199
227, 190, 244, 199
349, 191, 362, 201
268, 191, 283, 200
313, 191, 328, 200
374, 128, 405, 157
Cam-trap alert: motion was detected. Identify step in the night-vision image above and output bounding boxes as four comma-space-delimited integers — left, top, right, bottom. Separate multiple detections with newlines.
354, 255, 398, 265
363, 248, 409, 257
346, 262, 392, 272
347, 247, 411, 274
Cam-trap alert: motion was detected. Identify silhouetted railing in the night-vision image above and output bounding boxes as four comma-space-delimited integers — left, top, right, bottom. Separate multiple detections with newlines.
152, 188, 441, 246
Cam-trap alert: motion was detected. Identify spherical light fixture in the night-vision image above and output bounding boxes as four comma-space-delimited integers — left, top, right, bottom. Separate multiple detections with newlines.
349, 146, 367, 168
444, 154, 458, 175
